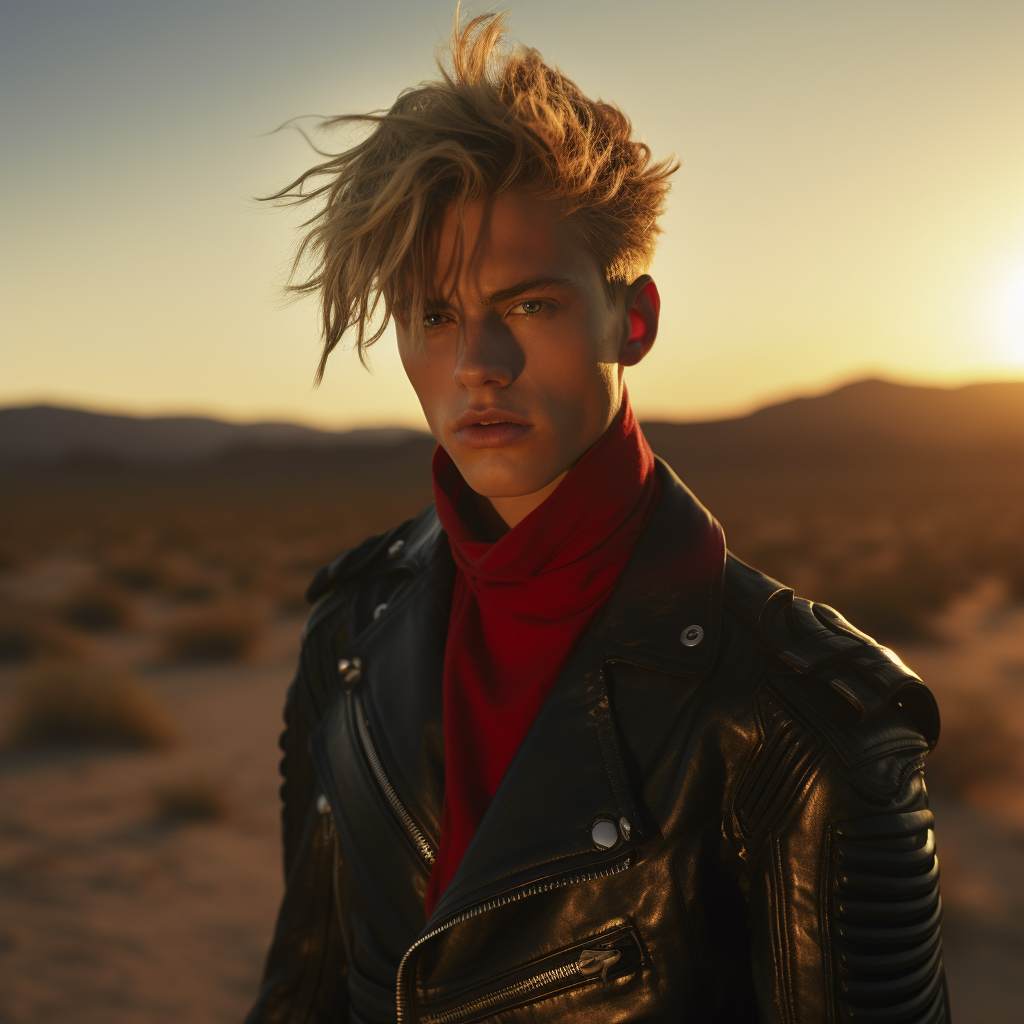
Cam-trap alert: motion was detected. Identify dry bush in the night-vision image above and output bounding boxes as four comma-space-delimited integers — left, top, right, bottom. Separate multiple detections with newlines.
160, 603, 263, 662
59, 583, 136, 632
104, 558, 167, 593
255, 569, 312, 616
0, 603, 88, 663
7, 663, 175, 749
165, 578, 218, 604
154, 775, 228, 822
0, 544, 29, 572
925, 696, 1022, 795
1004, 553, 1024, 604
276, 585, 311, 616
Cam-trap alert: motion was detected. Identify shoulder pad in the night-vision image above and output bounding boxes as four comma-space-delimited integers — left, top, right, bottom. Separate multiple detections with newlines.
724, 554, 940, 748
305, 520, 412, 604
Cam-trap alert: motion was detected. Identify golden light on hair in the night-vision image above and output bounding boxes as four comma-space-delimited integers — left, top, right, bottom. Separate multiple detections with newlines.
263, 11, 677, 381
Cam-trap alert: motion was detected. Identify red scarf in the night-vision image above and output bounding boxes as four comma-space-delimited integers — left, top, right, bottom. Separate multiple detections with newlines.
425, 397, 660, 917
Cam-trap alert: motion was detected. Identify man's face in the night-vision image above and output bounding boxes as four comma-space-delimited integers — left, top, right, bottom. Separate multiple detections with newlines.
396, 191, 643, 503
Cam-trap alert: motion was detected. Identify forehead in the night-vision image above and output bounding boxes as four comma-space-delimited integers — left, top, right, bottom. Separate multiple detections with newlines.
429, 191, 603, 299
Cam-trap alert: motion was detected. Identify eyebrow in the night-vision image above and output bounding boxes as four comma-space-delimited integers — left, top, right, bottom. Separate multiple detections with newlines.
483, 276, 574, 306
419, 275, 575, 311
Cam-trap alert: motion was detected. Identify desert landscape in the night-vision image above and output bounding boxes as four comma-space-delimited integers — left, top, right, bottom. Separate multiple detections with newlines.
2, 378, 1023, 1022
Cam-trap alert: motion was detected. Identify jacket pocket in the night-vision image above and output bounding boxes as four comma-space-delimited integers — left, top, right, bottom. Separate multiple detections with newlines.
414, 924, 643, 1024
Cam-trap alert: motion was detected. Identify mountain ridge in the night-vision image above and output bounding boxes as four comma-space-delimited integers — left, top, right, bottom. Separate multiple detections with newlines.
2, 377, 1023, 467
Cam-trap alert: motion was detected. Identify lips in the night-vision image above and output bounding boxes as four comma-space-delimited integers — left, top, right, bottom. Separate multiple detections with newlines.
451, 408, 532, 449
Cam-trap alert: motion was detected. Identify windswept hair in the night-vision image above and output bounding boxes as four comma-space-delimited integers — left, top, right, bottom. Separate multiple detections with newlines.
266, 12, 677, 380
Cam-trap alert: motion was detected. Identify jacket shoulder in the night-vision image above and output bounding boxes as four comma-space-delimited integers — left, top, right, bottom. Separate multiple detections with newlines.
722, 552, 940, 752
305, 529, 402, 604
304, 502, 447, 603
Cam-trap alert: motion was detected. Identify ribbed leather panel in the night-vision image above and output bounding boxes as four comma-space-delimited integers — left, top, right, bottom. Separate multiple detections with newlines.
833, 810, 946, 1023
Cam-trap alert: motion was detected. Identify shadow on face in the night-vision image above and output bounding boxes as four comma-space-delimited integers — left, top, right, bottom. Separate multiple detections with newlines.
395, 191, 655, 528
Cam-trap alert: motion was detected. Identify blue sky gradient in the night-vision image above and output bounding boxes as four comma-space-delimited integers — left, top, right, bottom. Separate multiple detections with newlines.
3, 0, 1023, 427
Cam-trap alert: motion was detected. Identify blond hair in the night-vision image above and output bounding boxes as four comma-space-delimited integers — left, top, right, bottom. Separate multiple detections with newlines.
267, 12, 677, 379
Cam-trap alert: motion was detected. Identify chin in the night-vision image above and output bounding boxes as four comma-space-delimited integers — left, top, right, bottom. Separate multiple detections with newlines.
456, 452, 561, 500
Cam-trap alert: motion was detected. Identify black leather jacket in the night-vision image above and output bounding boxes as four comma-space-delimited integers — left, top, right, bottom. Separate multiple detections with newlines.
246, 460, 948, 1024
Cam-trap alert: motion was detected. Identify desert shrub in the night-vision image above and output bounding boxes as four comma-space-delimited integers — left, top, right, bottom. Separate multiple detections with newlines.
256, 570, 312, 615
7, 663, 175, 749
165, 578, 217, 604
0, 604, 87, 663
0, 545, 28, 572
59, 583, 135, 632
1003, 552, 1024, 604
154, 775, 228, 822
925, 696, 1021, 795
277, 585, 311, 616
160, 603, 263, 662
104, 558, 166, 592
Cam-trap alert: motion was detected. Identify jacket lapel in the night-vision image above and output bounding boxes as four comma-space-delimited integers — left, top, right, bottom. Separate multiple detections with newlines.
599, 457, 726, 677
426, 459, 727, 928
325, 509, 453, 855
427, 634, 636, 926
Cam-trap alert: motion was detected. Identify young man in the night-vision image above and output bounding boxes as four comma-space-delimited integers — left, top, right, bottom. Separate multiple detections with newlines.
248, 15, 947, 1024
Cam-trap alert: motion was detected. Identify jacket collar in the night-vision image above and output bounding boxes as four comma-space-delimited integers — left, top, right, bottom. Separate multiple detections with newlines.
389, 455, 726, 674
416, 458, 726, 928
593, 457, 726, 677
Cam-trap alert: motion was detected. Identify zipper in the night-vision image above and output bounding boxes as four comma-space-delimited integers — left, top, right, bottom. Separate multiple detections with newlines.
331, 832, 346, 929
419, 947, 623, 1024
395, 858, 632, 1024
350, 690, 437, 867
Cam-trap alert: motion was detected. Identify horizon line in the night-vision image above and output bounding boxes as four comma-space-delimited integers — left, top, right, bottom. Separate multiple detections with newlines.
3, 372, 1024, 432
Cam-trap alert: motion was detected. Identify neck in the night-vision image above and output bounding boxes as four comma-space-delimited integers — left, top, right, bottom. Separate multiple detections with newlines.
474, 471, 568, 538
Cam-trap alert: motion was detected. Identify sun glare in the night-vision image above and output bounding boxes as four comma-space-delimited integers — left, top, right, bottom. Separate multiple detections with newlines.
992, 261, 1024, 364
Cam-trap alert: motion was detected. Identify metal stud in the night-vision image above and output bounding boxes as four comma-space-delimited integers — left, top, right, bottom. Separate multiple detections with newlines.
337, 656, 362, 684
373, 602, 388, 620
680, 624, 704, 647
387, 539, 405, 557
619, 817, 632, 841
591, 819, 619, 850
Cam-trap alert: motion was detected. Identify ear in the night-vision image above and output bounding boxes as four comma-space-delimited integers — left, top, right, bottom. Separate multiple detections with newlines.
618, 276, 660, 367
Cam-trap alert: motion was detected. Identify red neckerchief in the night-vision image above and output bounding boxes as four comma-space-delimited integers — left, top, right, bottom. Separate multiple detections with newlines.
425, 396, 660, 917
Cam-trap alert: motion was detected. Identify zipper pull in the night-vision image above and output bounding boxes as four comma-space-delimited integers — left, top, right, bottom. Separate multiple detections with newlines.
316, 792, 334, 843
577, 948, 622, 987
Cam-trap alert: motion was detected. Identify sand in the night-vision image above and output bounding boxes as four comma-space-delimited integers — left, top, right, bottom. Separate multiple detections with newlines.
1, 570, 1022, 1022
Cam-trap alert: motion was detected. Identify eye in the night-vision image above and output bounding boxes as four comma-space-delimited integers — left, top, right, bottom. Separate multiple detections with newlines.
422, 311, 451, 328
511, 299, 547, 316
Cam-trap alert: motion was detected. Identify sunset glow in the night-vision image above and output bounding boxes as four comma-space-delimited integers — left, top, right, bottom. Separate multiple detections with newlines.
993, 261, 1024, 364
2, 1, 1023, 427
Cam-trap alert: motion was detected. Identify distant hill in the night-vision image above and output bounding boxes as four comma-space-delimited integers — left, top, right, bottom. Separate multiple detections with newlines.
2, 378, 1023, 471
0, 405, 425, 464
643, 378, 1024, 476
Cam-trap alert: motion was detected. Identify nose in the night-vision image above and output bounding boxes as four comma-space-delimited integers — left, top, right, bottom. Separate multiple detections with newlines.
453, 314, 522, 390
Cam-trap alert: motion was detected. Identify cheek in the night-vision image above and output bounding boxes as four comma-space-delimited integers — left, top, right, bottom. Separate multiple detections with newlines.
534, 323, 617, 416
398, 337, 449, 433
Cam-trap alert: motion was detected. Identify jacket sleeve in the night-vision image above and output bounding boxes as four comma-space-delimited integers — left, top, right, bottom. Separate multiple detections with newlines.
734, 676, 950, 1024
244, 666, 349, 1024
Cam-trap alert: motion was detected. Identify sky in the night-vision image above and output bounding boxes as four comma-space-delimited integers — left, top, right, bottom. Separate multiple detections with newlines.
2, 0, 1023, 429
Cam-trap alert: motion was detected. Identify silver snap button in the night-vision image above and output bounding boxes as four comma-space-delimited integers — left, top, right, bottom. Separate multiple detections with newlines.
373, 602, 388, 620
316, 794, 330, 815
591, 819, 619, 849
619, 817, 632, 841
387, 539, 405, 557
680, 624, 704, 647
